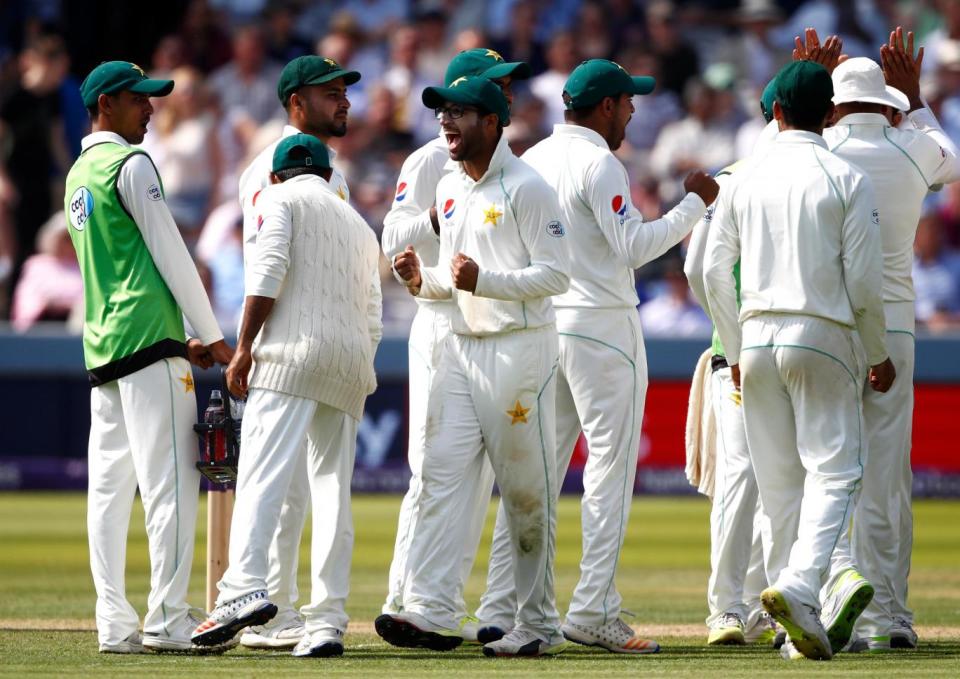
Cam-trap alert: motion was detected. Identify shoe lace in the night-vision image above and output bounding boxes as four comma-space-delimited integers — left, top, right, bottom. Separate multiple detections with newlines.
718, 612, 743, 628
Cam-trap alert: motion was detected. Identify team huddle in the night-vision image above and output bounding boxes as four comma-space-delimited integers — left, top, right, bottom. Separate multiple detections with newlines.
67, 24, 952, 662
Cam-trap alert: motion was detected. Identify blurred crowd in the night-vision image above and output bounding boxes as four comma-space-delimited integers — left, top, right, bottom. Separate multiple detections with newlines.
2, 0, 960, 337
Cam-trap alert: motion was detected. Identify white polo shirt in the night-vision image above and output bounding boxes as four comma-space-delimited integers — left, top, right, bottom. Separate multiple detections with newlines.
417, 134, 570, 336
704, 129, 887, 366
237, 124, 350, 292
824, 107, 960, 332
521, 123, 707, 309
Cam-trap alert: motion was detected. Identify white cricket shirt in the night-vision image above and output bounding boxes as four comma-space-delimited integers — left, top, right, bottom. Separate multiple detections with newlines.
704, 130, 887, 365
416, 134, 570, 336
521, 123, 707, 309
824, 108, 960, 332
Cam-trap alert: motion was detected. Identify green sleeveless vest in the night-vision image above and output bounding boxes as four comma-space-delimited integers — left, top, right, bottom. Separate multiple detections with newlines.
65, 141, 186, 385
710, 161, 744, 359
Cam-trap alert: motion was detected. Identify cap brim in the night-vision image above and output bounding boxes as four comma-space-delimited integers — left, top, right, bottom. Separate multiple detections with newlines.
630, 75, 656, 95
422, 85, 478, 110
128, 78, 174, 97
833, 85, 909, 111
305, 68, 362, 87
482, 61, 532, 81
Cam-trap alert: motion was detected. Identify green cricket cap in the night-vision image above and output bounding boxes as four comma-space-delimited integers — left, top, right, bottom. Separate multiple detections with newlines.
563, 59, 655, 110
272, 134, 331, 173
760, 76, 778, 123
277, 55, 361, 104
422, 76, 510, 125
444, 48, 532, 86
774, 61, 833, 117
79, 61, 173, 108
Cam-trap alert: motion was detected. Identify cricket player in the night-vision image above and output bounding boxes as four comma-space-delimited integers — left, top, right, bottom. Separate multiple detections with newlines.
235, 55, 360, 649
703, 61, 895, 661
379, 47, 531, 644
817, 30, 960, 652
475, 59, 718, 654
66, 61, 233, 654
192, 134, 382, 657
684, 79, 780, 648
388, 77, 570, 657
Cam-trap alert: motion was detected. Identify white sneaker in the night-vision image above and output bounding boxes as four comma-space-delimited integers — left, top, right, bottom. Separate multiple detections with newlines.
144, 611, 238, 654
562, 619, 659, 654
779, 639, 805, 661
707, 612, 745, 646
744, 611, 784, 647
374, 611, 463, 651
241, 608, 306, 649
482, 629, 568, 657
291, 628, 344, 657
890, 617, 918, 649
820, 569, 874, 655
846, 635, 892, 653
191, 589, 278, 647
99, 632, 145, 654
761, 587, 831, 660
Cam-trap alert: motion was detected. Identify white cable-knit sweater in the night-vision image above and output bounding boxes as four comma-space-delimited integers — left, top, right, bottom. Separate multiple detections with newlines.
247, 174, 382, 420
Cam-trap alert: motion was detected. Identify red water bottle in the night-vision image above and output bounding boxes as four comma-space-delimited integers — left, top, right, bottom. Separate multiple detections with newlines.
204, 389, 227, 462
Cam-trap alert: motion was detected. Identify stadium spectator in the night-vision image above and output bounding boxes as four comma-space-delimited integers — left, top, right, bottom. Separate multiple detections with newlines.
645, 0, 701, 96
489, 1, 546, 75
208, 25, 284, 127
639, 262, 712, 337
262, 2, 312, 63
10, 210, 82, 331
529, 30, 579, 127
650, 77, 738, 201
913, 208, 960, 331
141, 66, 222, 245
178, 0, 233, 73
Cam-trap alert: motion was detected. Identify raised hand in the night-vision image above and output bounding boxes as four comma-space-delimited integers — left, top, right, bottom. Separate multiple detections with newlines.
683, 170, 720, 206
880, 26, 923, 111
793, 27, 844, 74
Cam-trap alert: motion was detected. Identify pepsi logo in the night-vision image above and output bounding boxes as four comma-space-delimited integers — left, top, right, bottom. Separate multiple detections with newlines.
395, 181, 408, 202
612, 195, 627, 217
257, 215, 264, 230
443, 198, 456, 220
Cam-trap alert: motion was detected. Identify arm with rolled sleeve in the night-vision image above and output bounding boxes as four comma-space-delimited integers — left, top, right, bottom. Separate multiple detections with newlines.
587, 153, 706, 270
246, 190, 291, 299
840, 176, 888, 365
118, 153, 223, 345
473, 178, 570, 300
381, 146, 444, 258
703, 187, 742, 364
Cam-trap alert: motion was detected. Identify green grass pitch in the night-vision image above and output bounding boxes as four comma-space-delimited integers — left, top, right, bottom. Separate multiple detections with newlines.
1, 492, 958, 676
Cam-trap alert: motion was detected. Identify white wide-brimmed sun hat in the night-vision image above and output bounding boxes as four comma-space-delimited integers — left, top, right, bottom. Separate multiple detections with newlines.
832, 57, 909, 111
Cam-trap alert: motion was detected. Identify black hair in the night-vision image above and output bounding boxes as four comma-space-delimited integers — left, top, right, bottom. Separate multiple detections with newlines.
562, 91, 621, 122
86, 104, 99, 121
779, 101, 832, 132
273, 166, 328, 182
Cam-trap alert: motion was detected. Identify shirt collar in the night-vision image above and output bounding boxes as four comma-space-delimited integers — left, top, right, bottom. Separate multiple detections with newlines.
285, 173, 333, 193
81, 131, 131, 151
455, 134, 514, 184
281, 124, 338, 161
833, 112, 891, 128
551, 123, 610, 150
775, 129, 829, 148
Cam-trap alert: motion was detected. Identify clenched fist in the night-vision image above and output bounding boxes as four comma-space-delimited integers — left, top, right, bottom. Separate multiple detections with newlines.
451, 252, 479, 292
394, 245, 422, 292
684, 171, 720, 206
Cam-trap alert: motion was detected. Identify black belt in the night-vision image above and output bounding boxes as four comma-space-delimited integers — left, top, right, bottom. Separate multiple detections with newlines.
711, 355, 729, 372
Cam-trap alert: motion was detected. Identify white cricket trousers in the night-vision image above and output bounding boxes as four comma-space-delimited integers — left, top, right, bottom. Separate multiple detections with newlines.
706, 365, 768, 626
477, 308, 646, 628
739, 314, 864, 608
87, 357, 200, 646
383, 304, 495, 616
218, 388, 357, 634
853, 331, 914, 637
264, 445, 310, 618
404, 324, 562, 641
